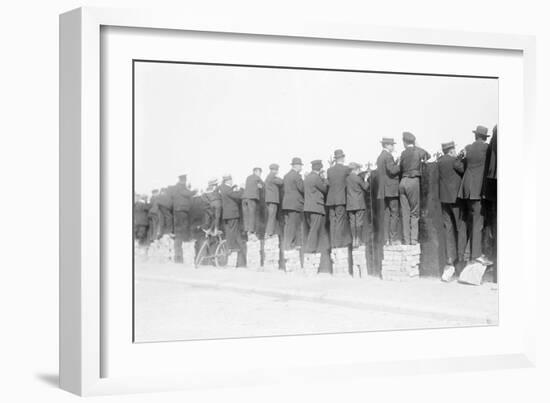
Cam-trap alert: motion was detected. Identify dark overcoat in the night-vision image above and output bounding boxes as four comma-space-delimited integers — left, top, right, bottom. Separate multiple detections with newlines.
304, 172, 328, 215
282, 170, 304, 212
242, 174, 263, 200
376, 149, 400, 199
326, 164, 351, 206
346, 172, 368, 211
172, 183, 196, 211
134, 202, 150, 226
220, 184, 243, 220
265, 172, 283, 204
437, 154, 464, 204
458, 139, 489, 200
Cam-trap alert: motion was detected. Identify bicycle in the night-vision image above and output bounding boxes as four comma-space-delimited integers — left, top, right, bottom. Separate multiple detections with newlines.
194, 228, 229, 268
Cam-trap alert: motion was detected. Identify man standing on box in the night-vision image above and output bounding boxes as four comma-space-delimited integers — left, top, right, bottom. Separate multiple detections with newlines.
157, 186, 174, 236
172, 174, 197, 263
399, 132, 431, 245
220, 175, 246, 255
376, 138, 401, 245
346, 162, 369, 248
326, 149, 352, 248
458, 125, 493, 266
265, 163, 284, 237
304, 160, 329, 253
282, 157, 305, 250
242, 167, 264, 237
437, 141, 467, 280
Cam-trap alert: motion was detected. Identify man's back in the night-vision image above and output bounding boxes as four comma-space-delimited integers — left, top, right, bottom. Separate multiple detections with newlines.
326, 164, 350, 206
376, 150, 400, 199
219, 184, 242, 219
243, 174, 263, 200
459, 140, 489, 200
304, 172, 327, 214
282, 170, 304, 212
265, 172, 283, 204
346, 173, 368, 211
438, 154, 464, 204
400, 146, 430, 178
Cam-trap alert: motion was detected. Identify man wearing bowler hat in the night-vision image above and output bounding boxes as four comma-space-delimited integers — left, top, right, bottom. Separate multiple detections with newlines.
399, 131, 431, 245
346, 162, 370, 248
242, 167, 264, 237
376, 138, 401, 245
326, 149, 352, 248
458, 125, 493, 266
172, 174, 198, 263
303, 160, 330, 254
265, 163, 284, 237
282, 157, 305, 250
438, 141, 467, 279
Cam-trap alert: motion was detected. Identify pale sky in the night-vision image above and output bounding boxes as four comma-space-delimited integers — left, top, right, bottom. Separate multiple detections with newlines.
134, 62, 498, 194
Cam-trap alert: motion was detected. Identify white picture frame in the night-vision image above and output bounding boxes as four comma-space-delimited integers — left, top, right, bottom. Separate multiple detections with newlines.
59, 6, 537, 396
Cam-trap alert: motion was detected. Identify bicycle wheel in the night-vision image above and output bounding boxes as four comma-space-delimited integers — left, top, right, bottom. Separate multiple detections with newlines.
194, 239, 210, 268
214, 240, 229, 267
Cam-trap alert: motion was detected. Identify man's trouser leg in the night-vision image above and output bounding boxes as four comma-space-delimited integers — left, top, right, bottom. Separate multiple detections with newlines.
408, 178, 420, 244
173, 210, 190, 263
248, 199, 257, 233
442, 203, 458, 263
399, 179, 411, 244
224, 218, 244, 252
304, 213, 323, 253
241, 200, 250, 232
265, 203, 278, 237
468, 199, 484, 260
329, 205, 351, 248
283, 210, 302, 250
384, 197, 399, 243
348, 210, 365, 246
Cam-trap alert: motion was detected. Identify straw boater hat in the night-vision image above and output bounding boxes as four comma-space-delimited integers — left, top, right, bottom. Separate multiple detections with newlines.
380, 137, 396, 145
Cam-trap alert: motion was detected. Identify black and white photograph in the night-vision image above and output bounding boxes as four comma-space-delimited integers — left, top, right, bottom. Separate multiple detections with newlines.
132, 60, 498, 342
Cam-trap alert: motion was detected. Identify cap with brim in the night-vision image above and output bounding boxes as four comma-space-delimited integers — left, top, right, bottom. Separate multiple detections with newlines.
291, 157, 303, 165
441, 141, 455, 151
253, 167, 262, 172
311, 159, 323, 169
269, 163, 279, 170
381, 137, 396, 145
472, 125, 490, 137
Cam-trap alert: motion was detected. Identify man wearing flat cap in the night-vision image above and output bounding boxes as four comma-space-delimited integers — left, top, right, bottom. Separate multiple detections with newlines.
346, 162, 369, 248
265, 163, 284, 237
399, 131, 431, 245
458, 125, 493, 266
438, 141, 467, 277
304, 160, 329, 254
242, 167, 264, 237
219, 175, 246, 256
282, 157, 305, 250
376, 138, 401, 245
326, 149, 352, 248
172, 174, 198, 263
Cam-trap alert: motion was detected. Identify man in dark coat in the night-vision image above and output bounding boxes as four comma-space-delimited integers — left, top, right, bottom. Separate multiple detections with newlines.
458, 125, 493, 265
346, 162, 369, 248
326, 149, 352, 248
264, 163, 284, 237
376, 138, 401, 245
147, 189, 161, 241
303, 160, 329, 254
282, 157, 304, 250
157, 187, 174, 236
202, 178, 222, 234
241, 167, 264, 236
134, 194, 150, 246
219, 175, 245, 253
399, 132, 431, 245
437, 141, 467, 267
172, 174, 197, 263
482, 125, 498, 267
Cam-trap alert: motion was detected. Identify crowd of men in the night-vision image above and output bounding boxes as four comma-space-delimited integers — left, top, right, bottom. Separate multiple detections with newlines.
134, 124, 497, 272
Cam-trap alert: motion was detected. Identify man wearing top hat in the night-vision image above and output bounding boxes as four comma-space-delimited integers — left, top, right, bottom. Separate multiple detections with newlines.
172, 174, 198, 263
399, 131, 431, 245
303, 160, 330, 254
458, 125, 493, 266
242, 167, 264, 236
326, 149, 352, 248
346, 162, 369, 248
219, 174, 246, 255
282, 157, 305, 250
437, 141, 467, 277
376, 138, 401, 245
265, 163, 284, 237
